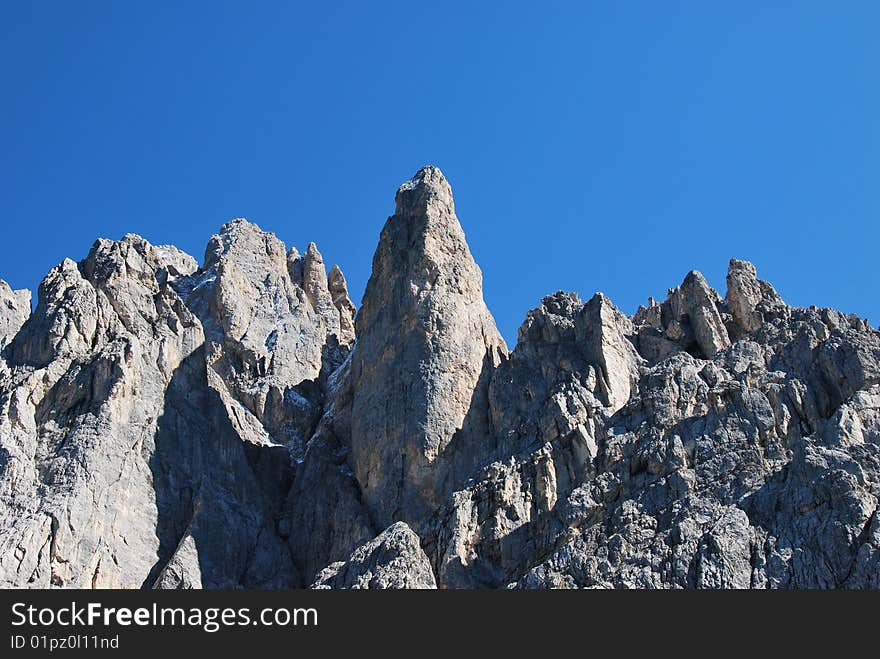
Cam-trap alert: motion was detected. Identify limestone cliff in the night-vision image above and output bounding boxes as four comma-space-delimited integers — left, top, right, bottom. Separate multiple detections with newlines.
1, 167, 878, 589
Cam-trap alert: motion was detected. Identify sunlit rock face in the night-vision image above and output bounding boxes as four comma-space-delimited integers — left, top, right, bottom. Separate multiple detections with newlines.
1, 167, 878, 589
348, 166, 508, 531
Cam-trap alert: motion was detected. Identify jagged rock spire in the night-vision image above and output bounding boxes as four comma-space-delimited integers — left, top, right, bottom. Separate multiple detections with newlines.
349, 166, 507, 529
2, 169, 880, 592
726, 258, 785, 334
633, 269, 731, 361
578, 293, 642, 412
327, 265, 356, 344
669, 270, 731, 358
0, 280, 31, 351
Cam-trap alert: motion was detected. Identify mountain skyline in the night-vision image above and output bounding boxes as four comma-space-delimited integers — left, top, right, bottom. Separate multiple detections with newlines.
3, 3, 879, 345
2, 165, 878, 589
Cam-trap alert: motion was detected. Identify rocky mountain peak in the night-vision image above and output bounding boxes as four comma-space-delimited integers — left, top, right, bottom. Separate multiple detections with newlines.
349, 166, 507, 529
1, 169, 879, 590
393, 165, 453, 216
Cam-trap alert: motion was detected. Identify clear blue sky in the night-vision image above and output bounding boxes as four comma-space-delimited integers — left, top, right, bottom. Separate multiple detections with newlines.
2, 2, 877, 344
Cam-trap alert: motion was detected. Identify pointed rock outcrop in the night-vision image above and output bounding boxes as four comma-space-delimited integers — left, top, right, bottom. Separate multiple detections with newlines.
183, 219, 354, 458
634, 270, 731, 361
0, 224, 354, 589
726, 258, 785, 334
2, 168, 880, 591
669, 271, 731, 358
491, 290, 641, 440
349, 166, 507, 529
578, 293, 642, 413
301, 242, 346, 343
311, 522, 437, 589
328, 265, 356, 345
0, 281, 30, 351
436, 290, 642, 587
0, 234, 296, 588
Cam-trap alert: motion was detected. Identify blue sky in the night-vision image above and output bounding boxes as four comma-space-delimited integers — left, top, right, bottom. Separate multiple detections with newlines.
2, 2, 877, 345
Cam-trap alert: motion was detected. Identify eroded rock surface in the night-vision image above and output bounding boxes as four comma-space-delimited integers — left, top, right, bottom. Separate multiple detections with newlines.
0, 281, 30, 351
1, 168, 878, 589
348, 166, 507, 530
311, 522, 437, 589
0, 223, 352, 588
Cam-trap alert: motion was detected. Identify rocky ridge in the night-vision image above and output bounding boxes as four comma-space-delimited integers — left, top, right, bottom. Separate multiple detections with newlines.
0, 166, 877, 589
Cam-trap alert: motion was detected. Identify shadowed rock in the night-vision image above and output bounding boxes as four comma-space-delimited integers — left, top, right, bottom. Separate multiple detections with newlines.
311, 522, 437, 589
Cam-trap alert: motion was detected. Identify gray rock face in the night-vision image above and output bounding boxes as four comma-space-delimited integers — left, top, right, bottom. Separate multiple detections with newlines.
283, 355, 376, 583
501, 264, 880, 589
348, 166, 507, 530
1, 166, 878, 589
311, 522, 437, 589
633, 270, 732, 361
0, 223, 353, 588
181, 220, 354, 464
0, 281, 30, 351
726, 258, 784, 335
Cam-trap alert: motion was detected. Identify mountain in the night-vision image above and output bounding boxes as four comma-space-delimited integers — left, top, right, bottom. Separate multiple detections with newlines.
0, 167, 878, 589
